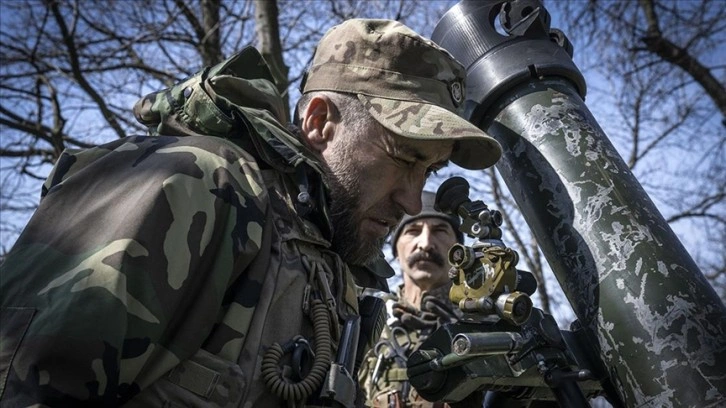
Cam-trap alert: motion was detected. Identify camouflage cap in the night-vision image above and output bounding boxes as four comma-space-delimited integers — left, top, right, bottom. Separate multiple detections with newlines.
301, 19, 501, 170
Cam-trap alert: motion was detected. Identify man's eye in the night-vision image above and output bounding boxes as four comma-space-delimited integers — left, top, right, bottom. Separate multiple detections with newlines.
436, 227, 454, 236
425, 167, 439, 178
426, 164, 446, 177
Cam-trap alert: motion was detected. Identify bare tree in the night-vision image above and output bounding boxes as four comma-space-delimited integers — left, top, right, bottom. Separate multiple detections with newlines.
547, 0, 726, 298
2, 0, 722, 309
0, 0, 457, 255
0, 0, 253, 254
254, 0, 289, 120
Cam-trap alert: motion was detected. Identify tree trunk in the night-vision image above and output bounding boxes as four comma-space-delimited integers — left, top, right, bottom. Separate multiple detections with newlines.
254, 0, 290, 122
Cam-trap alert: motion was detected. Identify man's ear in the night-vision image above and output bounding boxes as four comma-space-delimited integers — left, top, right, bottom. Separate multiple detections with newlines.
300, 95, 339, 153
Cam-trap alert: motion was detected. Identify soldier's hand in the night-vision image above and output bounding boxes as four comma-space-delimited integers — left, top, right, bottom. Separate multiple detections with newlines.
420, 292, 459, 326
391, 302, 438, 331
391, 293, 460, 331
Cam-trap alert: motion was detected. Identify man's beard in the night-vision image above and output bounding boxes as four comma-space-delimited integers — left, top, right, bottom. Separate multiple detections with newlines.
322, 158, 386, 266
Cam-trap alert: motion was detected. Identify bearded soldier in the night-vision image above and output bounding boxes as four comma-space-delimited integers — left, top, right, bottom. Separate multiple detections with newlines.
0, 20, 500, 407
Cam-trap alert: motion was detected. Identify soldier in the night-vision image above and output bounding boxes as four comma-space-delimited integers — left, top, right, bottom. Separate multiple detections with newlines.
360, 191, 482, 407
0, 19, 500, 407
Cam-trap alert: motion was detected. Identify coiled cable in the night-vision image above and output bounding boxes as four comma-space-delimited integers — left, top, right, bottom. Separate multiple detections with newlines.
261, 298, 332, 402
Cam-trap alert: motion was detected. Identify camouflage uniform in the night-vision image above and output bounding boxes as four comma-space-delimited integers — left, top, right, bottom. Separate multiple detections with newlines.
0, 46, 377, 408
0, 19, 500, 407
360, 284, 470, 408
359, 191, 483, 408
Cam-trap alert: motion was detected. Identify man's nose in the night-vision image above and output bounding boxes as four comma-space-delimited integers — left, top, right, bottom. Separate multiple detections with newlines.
393, 177, 424, 216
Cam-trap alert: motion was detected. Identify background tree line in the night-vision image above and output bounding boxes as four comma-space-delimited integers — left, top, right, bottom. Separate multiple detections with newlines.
1, 0, 724, 317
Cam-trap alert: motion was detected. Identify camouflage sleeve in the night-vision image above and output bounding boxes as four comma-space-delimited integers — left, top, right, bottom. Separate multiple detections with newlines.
0, 135, 267, 405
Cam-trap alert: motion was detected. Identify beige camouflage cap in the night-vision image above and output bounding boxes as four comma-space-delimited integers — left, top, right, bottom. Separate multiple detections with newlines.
301, 19, 501, 170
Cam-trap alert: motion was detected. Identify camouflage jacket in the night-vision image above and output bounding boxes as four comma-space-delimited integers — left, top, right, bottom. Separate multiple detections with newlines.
0, 47, 389, 407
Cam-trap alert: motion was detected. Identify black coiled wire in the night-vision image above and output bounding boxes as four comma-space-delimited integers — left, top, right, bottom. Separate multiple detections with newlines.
261, 298, 332, 402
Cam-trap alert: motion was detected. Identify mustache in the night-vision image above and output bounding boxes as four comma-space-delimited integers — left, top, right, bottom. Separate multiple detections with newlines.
407, 249, 445, 268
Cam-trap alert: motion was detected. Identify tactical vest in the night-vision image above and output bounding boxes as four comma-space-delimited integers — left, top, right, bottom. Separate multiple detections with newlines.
359, 285, 473, 408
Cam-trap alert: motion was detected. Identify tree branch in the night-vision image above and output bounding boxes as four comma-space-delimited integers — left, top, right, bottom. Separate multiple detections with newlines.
638, 0, 726, 119
45, 0, 128, 140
